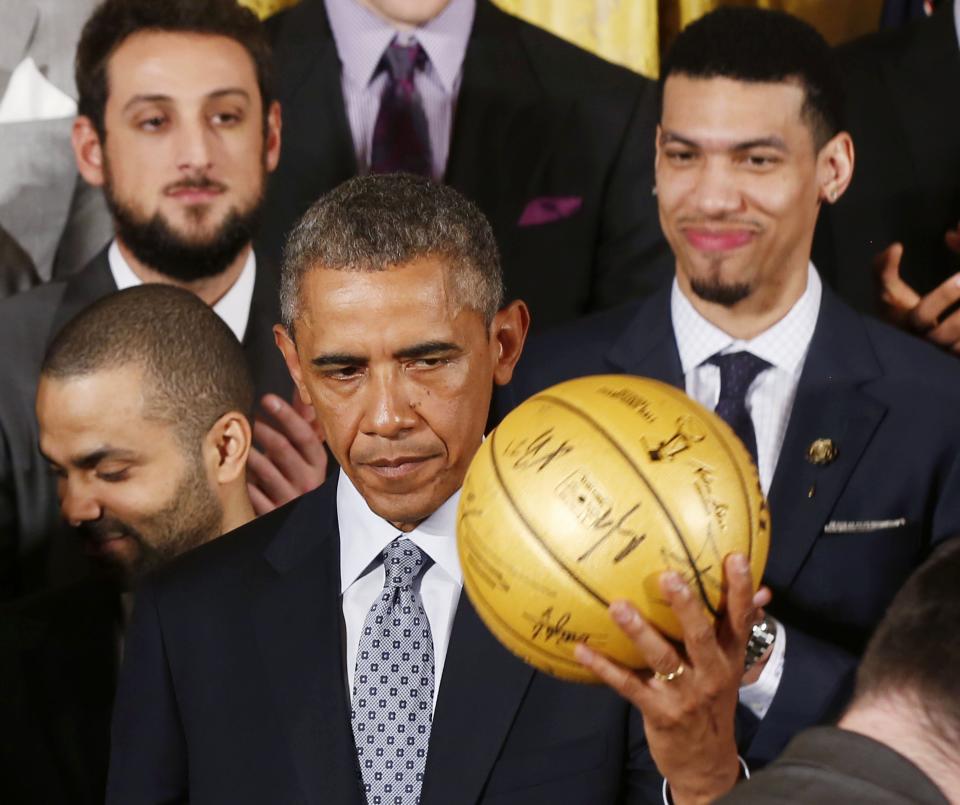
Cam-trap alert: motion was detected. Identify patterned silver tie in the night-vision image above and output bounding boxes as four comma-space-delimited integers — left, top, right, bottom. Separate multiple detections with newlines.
352, 538, 435, 805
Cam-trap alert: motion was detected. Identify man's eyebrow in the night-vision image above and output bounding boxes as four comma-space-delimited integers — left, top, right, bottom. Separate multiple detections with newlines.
122, 93, 172, 112
312, 353, 368, 368
394, 341, 462, 360
659, 131, 789, 151
122, 88, 250, 113
207, 88, 251, 103
39, 447, 138, 471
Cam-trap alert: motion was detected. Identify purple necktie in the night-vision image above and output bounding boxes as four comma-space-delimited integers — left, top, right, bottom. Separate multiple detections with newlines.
707, 351, 771, 465
370, 40, 433, 177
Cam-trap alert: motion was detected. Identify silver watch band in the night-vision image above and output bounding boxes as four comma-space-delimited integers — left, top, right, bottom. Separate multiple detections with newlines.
744, 617, 777, 672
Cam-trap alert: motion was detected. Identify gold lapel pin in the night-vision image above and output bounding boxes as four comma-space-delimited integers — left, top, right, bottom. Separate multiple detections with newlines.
806, 438, 838, 466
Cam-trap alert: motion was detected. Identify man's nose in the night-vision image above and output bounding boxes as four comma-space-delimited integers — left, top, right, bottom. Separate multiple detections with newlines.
361, 373, 420, 439
692, 159, 743, 216
174, 119, 215, 173
59, 479, 102, 527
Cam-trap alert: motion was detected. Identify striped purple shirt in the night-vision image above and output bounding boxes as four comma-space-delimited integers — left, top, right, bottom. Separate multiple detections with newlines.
324, 0, 475, 180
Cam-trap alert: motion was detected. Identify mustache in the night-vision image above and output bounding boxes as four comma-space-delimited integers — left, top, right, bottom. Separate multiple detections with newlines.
163, 175, 228, 195
77, 516, 143, 544
678, 216, 763, 230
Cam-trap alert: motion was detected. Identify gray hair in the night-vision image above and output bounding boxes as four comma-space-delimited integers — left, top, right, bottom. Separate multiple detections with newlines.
279, 173, 504, 334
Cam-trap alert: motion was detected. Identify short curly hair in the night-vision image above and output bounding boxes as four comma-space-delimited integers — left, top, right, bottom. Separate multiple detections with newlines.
280, 173, 505, 335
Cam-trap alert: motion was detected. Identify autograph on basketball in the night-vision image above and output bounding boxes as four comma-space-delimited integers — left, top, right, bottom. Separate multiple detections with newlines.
643, 415, 706, 462
525, 607, 592, 646
504, 427, 574, 473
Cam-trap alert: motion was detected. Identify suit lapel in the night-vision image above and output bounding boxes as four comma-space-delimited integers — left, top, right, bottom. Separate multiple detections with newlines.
421, 593, 535, 805
50, 249, 116, 342
765, 290, 886, 589
604, 285, 684, 386
259, 0, 356, 263
245, 255, 292, 401
445, 2, 558, 224
253, 479, 364, 805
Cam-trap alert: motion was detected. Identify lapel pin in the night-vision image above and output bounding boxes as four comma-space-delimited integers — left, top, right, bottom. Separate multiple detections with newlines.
806, 438, 838, 466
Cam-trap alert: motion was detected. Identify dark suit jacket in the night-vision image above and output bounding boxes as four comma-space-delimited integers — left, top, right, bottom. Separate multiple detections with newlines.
106, 476, 661, 804
496, 283, 960, 765
716, 727, 949, 804
813, 1, 960, 313
0, 248, 292, 599
0, 578, 120, 805
260, 0, 672, 331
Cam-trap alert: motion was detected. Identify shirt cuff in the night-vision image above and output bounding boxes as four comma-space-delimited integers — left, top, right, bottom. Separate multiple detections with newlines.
738, 617, 786, 719
661, 756, 751, 804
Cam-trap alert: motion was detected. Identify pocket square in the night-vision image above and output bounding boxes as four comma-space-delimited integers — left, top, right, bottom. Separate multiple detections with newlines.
823, 517, 907, 534
517, 195, 583, 227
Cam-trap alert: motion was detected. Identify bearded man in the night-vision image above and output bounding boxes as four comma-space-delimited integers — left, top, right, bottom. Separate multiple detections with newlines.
0, 0, 326, 601
0, 284, 259, 805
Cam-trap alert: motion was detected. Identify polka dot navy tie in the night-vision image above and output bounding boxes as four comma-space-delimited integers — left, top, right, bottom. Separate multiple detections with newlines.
351, 538, 435, 805
707, 351, 771, 465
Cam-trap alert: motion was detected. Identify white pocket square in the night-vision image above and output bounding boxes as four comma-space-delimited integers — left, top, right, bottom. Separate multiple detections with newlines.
824, 518, 907, 534
0, 57, 76, 123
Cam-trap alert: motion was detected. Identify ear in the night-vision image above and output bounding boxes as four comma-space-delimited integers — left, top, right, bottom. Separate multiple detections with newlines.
274, 323, 312, 406
72, 115, 106, 187
204, 411, 253, 485
264, 100, 282, 173
816, 130, 854, 205
490, 300, 530, 387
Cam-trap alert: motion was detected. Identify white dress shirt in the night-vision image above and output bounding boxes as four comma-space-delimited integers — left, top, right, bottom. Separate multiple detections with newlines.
670, 264, 822, 719
338, 469, 463, 712
107, 239, 256, 343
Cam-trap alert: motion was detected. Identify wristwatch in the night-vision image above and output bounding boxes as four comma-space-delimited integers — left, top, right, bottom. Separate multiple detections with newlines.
744, 616, 777, 672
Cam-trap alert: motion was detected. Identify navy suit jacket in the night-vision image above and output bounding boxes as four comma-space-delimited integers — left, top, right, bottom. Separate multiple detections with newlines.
106, 476, 661, 804
497, 283, 960, 764
260, 0, 672, 331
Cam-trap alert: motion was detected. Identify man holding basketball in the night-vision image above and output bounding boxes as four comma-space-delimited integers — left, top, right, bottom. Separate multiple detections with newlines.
106, 173, 761, 804
503, 6, 960, 796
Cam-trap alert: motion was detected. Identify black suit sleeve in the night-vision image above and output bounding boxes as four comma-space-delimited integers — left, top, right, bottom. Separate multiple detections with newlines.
588, 81, 673, 312
106, 581, 188, 805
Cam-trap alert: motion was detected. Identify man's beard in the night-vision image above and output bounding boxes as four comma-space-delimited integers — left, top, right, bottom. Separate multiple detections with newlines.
690, 277, 753, 307
104, 169, 264, 283
79, 455, 223, 590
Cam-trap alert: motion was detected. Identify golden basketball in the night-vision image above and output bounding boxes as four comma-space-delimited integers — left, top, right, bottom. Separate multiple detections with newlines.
456, 375, 770, 683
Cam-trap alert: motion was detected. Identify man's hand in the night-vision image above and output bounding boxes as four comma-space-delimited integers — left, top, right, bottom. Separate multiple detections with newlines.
575, 554, 770, 805
247, 394, 328, 514
874, 238, 960, 353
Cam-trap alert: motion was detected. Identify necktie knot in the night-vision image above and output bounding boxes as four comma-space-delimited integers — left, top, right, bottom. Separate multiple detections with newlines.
381, 40, 428, 85
708, 351, 771, 402
382, 537, 428, 590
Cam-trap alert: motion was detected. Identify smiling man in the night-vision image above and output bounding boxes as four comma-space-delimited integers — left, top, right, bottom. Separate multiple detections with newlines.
501, 5, 960, 784
0, 0, 325, 601
103, 173, 728, 805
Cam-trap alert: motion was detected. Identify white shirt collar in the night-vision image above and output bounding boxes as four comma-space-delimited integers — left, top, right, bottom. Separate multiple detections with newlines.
671, 263, 822, 376
107, 239, 256, 343
337, 468, 463, 594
